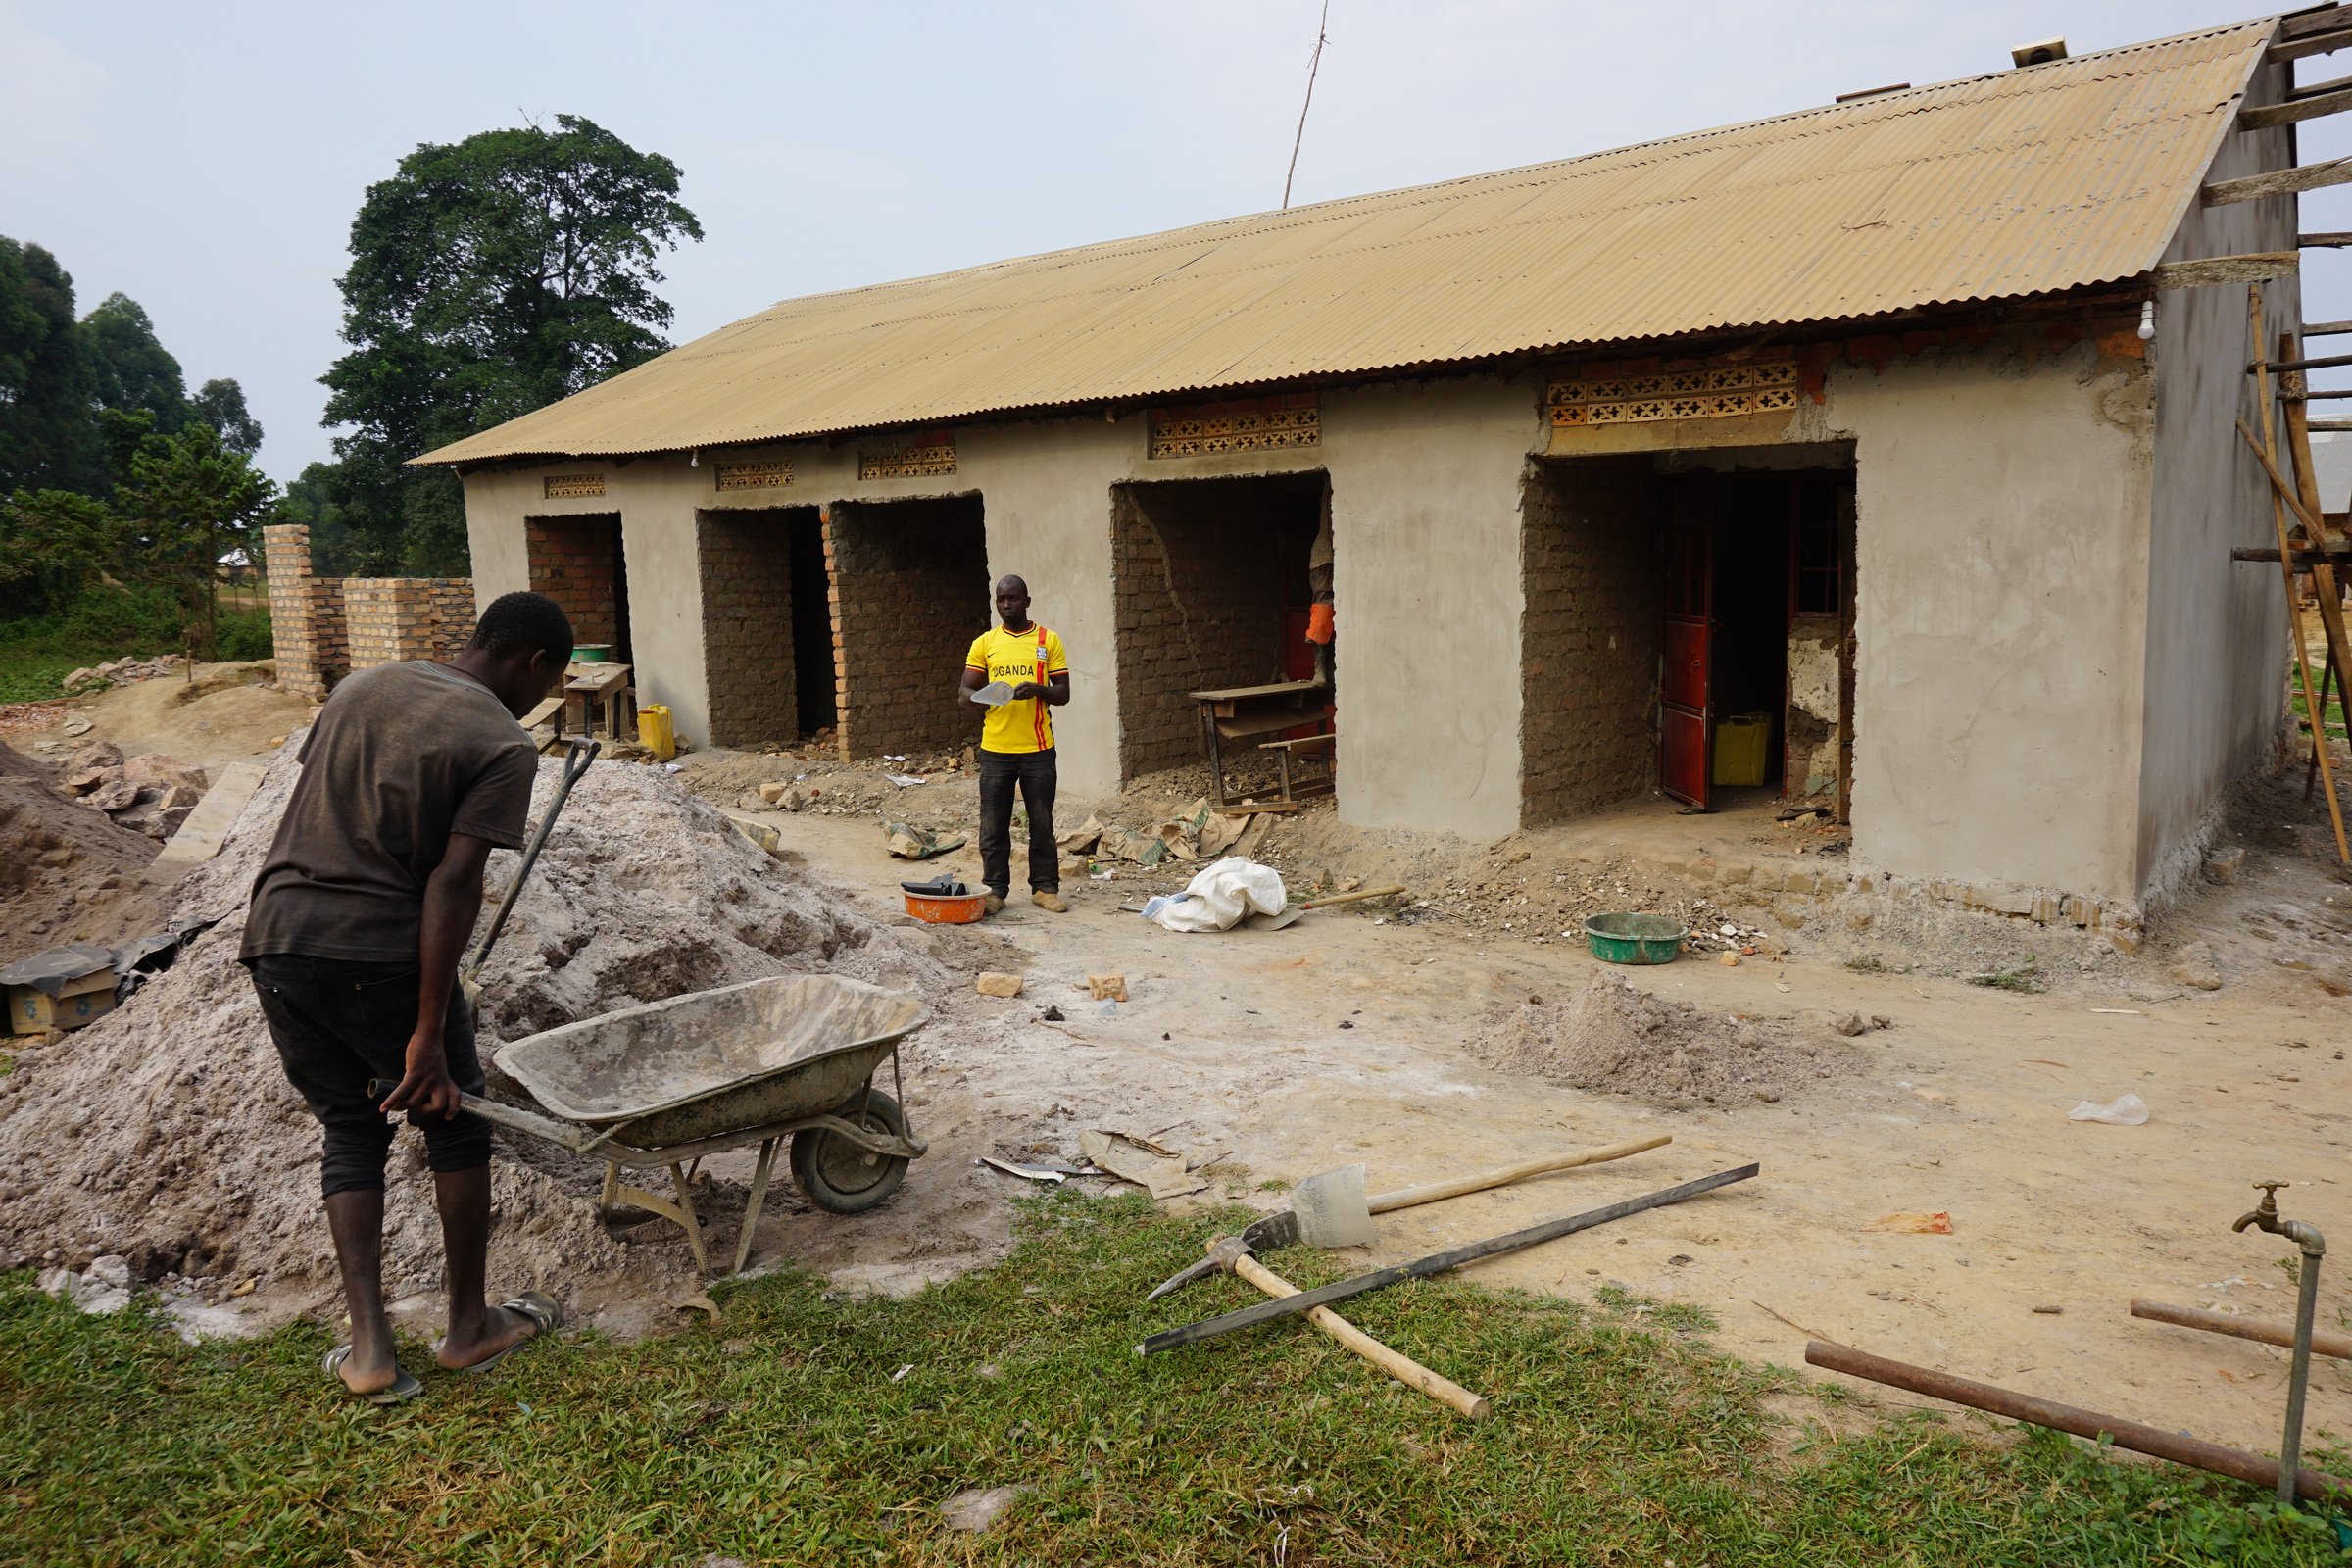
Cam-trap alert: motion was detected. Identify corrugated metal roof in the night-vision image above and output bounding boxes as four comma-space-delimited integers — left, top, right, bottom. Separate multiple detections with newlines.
418, 19, 2273, 465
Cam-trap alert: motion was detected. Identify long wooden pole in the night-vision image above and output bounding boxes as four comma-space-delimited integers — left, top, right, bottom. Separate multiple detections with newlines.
2280, 327, 2352, 850
1231, 1253, 1491, 1419
2249, 290, 2351, 861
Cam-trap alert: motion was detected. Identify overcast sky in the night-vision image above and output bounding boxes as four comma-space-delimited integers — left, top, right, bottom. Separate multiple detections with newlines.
6, 0, 2348, 484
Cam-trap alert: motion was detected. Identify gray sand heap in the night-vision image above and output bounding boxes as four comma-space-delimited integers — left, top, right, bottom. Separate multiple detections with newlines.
0, 747, 945, 1308
1471, 967, 1849, 1105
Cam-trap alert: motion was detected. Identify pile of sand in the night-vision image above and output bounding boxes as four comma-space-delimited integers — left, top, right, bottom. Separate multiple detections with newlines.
0, 746, 947, 1308
1469, 969, 1847, 1105
0, 742, 172, 966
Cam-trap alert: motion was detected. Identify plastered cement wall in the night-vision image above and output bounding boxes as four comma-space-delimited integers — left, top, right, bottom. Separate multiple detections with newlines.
460, 374, 1545, 833
2141, 78, 2298, 902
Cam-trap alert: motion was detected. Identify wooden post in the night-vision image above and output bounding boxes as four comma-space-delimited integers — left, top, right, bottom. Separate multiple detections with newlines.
2252, 296, 2351, 862
2281, 327, 2352, 844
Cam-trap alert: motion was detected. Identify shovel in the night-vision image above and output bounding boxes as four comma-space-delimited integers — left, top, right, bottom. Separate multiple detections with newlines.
1246, 883, 1406, 931
1145, 1133, 1671, 1298
460, 737, 599, 1009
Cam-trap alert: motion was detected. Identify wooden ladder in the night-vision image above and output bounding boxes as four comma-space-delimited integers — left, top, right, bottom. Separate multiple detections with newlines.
2242, 287, 2352, 863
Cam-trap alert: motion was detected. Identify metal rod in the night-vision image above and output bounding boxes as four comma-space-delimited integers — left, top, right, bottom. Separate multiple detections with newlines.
1805, 1340, 2349, 1503
2283, 1256, 2325, 1507
2232, 546, 2352, 564
2131, 1298, 2352, 1361
1137, 1163, 1759, 1355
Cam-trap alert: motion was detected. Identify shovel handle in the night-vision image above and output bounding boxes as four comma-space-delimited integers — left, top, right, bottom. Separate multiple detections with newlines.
1298, 884, 1407, 909
1232, 1253, 1490, 1420
1367, 1133, 1672, 1215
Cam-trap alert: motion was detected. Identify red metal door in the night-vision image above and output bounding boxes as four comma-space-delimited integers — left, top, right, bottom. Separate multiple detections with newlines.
1660, 493, 1712, 808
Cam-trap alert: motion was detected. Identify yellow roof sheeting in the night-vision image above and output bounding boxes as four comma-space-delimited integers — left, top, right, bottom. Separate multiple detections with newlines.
418, 20, 2272, 465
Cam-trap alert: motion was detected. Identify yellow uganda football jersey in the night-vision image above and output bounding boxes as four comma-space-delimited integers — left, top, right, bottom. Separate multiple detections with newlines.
965, 623, 1068, 753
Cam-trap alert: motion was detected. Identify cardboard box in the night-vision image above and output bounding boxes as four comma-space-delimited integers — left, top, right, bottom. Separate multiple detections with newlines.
8, 970, 117, 1035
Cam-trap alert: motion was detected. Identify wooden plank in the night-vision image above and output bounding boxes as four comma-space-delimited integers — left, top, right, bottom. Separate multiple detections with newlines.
2309, 417, 2352, 429
2242, 84, 2352, 128
2304, 232, 2352, 247
153, 761, 269, 867
2270, 27, 2352, 64
2304, 319, 2352, 337
2152, 252, 2299, 288
2204, 159, 2352, 206
2233, 547, 2352, 563
2280, 389, 2352, 400
2292, 70, 2352, 98
2279, 8, 2351, 43
1187, 680, 1322, 703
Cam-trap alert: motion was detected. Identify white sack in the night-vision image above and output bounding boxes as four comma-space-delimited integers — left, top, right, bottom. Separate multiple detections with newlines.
1152, 857, 1288, 933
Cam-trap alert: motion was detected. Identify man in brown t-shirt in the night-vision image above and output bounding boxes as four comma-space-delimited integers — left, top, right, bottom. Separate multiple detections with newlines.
242, 591, 572, 1402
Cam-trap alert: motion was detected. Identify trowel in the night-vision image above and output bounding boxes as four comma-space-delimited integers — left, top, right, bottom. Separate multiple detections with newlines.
1144, 1133, 1671, 1298
968, 680, 1016, 707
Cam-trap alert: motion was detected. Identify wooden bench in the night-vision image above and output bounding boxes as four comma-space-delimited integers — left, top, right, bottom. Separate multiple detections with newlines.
1258, 732, 1336, 801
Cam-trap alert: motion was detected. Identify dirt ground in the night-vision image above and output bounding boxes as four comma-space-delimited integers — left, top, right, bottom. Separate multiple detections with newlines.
5, 672, 2348, 1460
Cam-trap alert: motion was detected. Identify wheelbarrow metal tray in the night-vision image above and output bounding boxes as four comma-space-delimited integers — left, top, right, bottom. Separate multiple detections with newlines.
495, 974, 929, 1149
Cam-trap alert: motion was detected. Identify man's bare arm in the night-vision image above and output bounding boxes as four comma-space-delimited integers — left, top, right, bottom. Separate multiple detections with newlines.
958, 666, 986, 700
379, 832, 496, 1118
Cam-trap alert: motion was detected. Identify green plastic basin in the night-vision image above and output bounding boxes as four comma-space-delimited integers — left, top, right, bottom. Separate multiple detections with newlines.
1583, 912, 1686, 965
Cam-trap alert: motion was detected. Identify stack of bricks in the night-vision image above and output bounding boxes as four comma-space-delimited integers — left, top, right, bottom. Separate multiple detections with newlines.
344, 579, 475, 670
524, 516, 619, 646
697, 510, 805, 745
1518, 458, 1662, 824
1110, 482, 1306, 776
823, 498, 989, 760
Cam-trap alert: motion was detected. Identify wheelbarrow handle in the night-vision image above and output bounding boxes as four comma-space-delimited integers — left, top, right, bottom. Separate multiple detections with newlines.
466, 737, 599, 985
365, 1080, 622, 1158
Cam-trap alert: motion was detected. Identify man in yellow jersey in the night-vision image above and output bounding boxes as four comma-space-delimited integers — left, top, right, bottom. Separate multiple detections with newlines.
959, 575, 1070, 915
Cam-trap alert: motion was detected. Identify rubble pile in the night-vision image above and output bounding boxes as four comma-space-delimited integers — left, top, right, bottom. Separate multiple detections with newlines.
60, 655, 185, 694
54, 740, 209, 842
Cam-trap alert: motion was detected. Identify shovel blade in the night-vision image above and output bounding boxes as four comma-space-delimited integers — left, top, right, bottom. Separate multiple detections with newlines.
1292, 1163, 1376, 1249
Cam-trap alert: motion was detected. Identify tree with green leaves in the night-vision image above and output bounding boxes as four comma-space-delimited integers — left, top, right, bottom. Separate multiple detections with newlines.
114, 422, 278, 660
320, 114, 702, 573
81, 292, 192, 436
190, 377, 263, 456
0, 488, 119, 616
0, 239, 99, 494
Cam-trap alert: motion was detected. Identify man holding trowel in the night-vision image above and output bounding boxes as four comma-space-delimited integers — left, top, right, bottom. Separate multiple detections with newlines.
959, 574, 1069, 916
240, 591, 575, 1403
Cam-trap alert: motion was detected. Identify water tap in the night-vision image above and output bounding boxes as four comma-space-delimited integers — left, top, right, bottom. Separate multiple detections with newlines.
2235, 1182, 2327, 1258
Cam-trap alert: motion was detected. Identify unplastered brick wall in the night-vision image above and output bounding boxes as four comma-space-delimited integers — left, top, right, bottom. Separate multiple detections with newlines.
264, 522, 472, 700
1111, 476, 1323, 777
344, 579, 474, 670
824, 496, 989, 759
525, 514, 620, 647
698, 508, 809, 745
1520, 458, 1662, 824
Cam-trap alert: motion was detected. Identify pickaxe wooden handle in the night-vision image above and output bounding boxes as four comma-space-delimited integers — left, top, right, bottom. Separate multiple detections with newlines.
1231, 1251, 1490, 1419
1366, 1133, 1674, 1214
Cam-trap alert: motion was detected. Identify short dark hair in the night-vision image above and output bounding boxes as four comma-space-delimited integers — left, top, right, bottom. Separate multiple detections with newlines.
470, 591, 574, 662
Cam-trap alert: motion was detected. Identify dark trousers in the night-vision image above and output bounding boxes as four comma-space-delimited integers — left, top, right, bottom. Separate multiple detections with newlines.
977, 747, 1057, 897
248, 955, 490, 1198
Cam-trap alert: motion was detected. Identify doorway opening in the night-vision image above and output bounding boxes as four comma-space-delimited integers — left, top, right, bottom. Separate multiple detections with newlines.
1109, 472, 1332, 787
525, 513, 630, 662
696, 506, 834, 747
1521, 451, 1854, 824
823, 494, 990, 759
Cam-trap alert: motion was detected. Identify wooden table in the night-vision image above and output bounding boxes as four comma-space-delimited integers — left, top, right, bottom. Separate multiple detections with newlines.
564, 662, 635, 741
1189, 680, 1334, 808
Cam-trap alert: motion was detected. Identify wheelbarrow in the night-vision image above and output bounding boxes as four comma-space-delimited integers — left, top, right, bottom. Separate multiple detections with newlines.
389, 974, 931, 1275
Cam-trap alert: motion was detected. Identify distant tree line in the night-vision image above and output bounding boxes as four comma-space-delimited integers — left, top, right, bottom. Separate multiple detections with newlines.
0, 113, 699, 670
0, 241, 276, 661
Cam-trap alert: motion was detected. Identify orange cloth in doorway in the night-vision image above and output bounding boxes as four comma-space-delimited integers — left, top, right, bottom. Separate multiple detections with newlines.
1305, 603, 1335, 645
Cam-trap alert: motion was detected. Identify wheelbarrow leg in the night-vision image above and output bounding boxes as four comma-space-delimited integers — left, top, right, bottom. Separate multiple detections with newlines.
669, 1162, 710, 1273
599, 1160, 620, 1212
733, 1136, 782, 1276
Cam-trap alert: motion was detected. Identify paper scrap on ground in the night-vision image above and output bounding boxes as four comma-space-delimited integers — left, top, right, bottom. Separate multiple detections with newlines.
976, 1156, 1065, 1185
2069, 1093, 2149, 1126
1080, 1129, 1208, 1200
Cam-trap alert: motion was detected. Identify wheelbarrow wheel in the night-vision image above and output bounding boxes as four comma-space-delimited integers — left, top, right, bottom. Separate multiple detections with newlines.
791, 1089, 910, 1215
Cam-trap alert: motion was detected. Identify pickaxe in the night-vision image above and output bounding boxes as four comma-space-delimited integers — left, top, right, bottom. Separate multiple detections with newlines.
1146, 1134, 1672, 1300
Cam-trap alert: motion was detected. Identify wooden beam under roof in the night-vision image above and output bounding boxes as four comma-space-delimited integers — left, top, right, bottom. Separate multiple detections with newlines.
2305, 232, 2352, 246
2243, 83, 2352, 127
2306, 320, 2352, 337
2269, 28, 2352, 64
2205, 158, 2352, 205
2152, 253, 2299, 287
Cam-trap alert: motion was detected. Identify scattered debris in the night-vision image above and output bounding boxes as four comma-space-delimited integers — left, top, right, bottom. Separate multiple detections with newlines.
2167, 943, 2224, 993
59, 655, 184, 695
941, 1485, 1032, 1535
886, 822, 963, 860
2068, 1093, 2150, 1127
1087, 973, 1128, 1002
1832, 1013, 1893, 1037
976, 1156, 1065, 1185
1868, 1212, 1953, 1235
1079, 1129, 1205, 1200
976, 972, 1024, 999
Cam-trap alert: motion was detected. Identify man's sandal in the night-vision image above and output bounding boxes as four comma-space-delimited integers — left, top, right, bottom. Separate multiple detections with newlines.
440, 1290, 563, 1374
322, 1344, 422, 1405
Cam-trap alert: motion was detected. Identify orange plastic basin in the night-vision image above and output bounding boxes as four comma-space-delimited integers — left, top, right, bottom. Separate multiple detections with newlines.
904, 889, 987, 924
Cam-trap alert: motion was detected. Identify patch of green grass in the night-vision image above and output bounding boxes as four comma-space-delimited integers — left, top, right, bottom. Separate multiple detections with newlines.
1844, 956, 1886, 973
2291, 685, 2347, 741
1255, 1178, 1291, 1193
0, 601, 271, 703
1, 1194, 2339, 1565
1968, 957, 2044, 994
